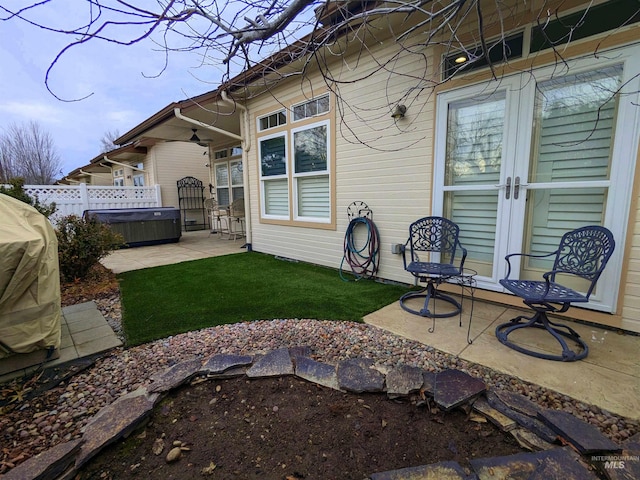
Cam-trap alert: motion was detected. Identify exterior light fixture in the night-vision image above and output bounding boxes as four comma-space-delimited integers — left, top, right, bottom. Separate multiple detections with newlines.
391, 104, 407, 119
455, 55, 468, 64
189, 128, 201, 143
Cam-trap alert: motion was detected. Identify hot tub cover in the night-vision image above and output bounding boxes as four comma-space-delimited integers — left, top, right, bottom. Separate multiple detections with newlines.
0, 194, 61, 358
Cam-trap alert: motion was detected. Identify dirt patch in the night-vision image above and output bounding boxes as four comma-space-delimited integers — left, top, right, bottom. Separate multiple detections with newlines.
60, 263, 119, 308
78, 376, 526, 480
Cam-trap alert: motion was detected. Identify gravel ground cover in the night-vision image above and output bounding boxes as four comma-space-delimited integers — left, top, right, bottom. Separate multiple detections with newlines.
1, 268, 638, 475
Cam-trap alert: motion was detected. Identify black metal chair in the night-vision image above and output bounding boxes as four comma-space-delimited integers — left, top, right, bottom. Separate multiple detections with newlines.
400, 217, 467, 321
496, 225, 615, 361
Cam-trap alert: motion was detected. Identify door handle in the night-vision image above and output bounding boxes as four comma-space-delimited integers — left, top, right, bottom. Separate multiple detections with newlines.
513, 176, 528, 199
494, 177, 511, 199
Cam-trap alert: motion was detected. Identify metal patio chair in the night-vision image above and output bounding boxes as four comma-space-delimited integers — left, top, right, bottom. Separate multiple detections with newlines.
400, 216, 467, 320
203, 198, 223, 236
496, 225, 615, 361
222, 198, 245, 240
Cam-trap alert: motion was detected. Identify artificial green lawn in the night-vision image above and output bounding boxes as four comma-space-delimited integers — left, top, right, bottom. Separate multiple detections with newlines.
118, 252, 411, 346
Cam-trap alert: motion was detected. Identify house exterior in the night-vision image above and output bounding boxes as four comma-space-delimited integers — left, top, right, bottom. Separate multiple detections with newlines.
114, 0, 640, 334
64, 140, 211, 217
61, 162, 112, 186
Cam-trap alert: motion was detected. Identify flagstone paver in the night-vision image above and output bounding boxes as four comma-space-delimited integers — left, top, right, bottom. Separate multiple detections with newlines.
201, 353, 253, 374
469, 447, 598, 479
434, 369, 486, 411
148, 358, 204, 393
294, 356, 340, 390
369, 461, 469, 479
246, 347, 294, 377
337, 357, 386, 393
486, 390, 558, 443
385, 364, 425, 399
539, 409, 623, 454
2, 440, 82, 480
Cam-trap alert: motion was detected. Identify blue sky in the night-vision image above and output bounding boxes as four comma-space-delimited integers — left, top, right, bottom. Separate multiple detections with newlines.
0, 3, 227, 177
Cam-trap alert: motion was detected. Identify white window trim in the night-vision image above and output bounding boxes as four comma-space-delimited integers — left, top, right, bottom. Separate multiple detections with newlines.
292, 119, 331, 223
292, 93, 331, 123
259, 131, 289, 220
257, 109, 287, 132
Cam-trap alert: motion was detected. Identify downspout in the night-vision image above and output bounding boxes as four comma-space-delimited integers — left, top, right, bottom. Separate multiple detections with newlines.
220, 91, 253, 250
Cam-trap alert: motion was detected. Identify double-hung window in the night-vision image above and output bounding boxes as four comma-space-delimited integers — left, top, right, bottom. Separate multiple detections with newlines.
214, 147, 244, 206
292, 120, 330, 220
259, 133, 289, 218
258, 94, 333, 226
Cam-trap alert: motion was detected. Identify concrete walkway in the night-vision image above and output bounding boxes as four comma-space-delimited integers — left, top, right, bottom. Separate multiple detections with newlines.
0, 302, 122, 383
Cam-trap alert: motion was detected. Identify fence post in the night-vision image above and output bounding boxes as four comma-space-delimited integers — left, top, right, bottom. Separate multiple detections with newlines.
154, 184, 162, 207
79, 183, 89, 213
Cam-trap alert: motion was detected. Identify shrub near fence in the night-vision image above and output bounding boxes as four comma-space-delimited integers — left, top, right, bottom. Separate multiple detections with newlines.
18, 184, 162, 224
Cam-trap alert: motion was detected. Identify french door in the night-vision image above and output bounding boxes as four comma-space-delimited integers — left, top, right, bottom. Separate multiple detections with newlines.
433, 44, 640, 312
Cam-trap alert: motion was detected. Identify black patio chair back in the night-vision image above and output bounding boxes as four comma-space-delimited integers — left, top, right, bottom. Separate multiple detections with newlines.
497, 225, 615, 361
548, 226, 615, 298
405, 216, 463, 270
400, 217, 467, 319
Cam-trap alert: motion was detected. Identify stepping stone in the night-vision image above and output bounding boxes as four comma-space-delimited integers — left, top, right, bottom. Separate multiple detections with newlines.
369, 461, 468, 479
470, 447, 598, 479
434, 369, 486, 411
538, 409, 622, 455
486, 391, 557, 443
509, 428, 557, 451
493, 389, 542, 418
149, 358, 204, 393
473, 397, 517, 432
601, 432, 640, 480
288, 345, 313, 358
294, 356, 340, 391
385, 364, 424, 399
201, 354, 253, 374
76, 387, 159, 468
246, 348, 294, 377
337, 358, 385, 393
422, 371, 437, 396
2, 439, 82, 480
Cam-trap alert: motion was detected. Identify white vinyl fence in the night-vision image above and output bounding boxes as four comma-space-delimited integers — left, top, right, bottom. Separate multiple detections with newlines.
18, 183, 162, 224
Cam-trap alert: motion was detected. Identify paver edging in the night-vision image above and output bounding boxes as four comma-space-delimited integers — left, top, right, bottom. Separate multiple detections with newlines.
4, 347, 620, 480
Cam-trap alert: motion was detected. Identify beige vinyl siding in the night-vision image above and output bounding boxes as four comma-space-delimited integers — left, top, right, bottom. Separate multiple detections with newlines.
151, 142, 210, 213
246, 31, 438, 285
621, 198, 640, 332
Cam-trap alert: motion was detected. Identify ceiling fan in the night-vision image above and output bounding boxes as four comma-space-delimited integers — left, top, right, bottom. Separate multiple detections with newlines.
189, 128, 211, 147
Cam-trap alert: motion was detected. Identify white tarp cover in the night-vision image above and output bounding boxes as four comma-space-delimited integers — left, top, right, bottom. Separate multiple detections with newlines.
0, 193, 61, 359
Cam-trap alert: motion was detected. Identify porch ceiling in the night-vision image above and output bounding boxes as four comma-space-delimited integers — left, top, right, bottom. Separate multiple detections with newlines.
120, 99, 242, 147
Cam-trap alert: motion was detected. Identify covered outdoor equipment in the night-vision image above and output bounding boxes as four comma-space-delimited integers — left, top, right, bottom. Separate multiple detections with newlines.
0, 194, 61, 359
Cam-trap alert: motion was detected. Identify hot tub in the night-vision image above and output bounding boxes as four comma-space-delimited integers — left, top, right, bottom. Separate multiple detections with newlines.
83, 207, 181, 247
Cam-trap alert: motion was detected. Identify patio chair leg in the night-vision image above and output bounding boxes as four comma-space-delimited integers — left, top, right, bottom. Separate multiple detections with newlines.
495, 311, 588, 361
400, 283, 461, 319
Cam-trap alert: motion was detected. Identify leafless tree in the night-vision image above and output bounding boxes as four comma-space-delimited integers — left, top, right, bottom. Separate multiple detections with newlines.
1, 1, 637, 150
0, 121, 62, 184
99, 129, 121, 153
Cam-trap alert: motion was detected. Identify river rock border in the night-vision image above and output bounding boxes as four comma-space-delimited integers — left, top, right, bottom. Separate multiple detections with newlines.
4, 347, 638, 480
